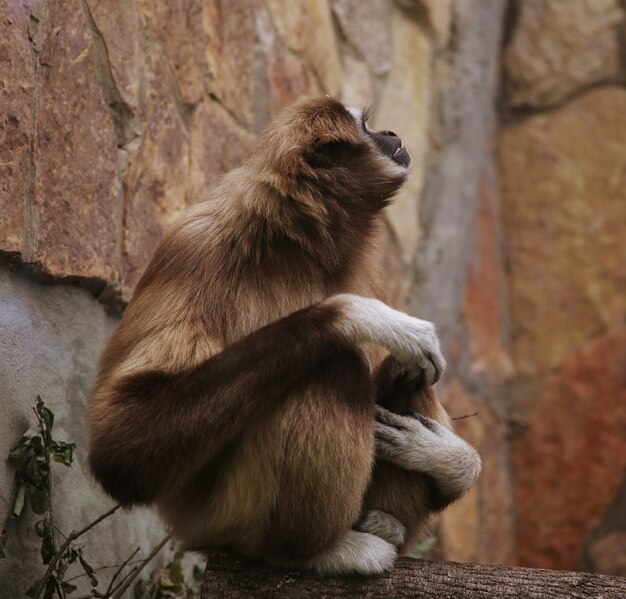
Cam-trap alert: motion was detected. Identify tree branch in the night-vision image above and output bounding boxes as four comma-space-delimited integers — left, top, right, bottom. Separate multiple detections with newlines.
201, 552, 626, 598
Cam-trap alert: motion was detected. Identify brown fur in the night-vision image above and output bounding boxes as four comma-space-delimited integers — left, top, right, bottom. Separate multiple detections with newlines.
367, 355, 454, 553
88, 97, 453, 564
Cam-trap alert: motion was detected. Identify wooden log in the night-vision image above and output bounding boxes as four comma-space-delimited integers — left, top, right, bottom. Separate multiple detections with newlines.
202, 551, 626, 598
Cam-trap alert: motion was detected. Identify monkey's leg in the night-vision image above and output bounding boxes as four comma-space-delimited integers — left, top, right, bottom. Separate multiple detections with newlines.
263, 349, 396, 576
90, 295, 445, 505
374, 407, 482, 508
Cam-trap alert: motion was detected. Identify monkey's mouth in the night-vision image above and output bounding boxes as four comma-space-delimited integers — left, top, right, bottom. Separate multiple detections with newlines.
368, 128, 411, 168
391, 145, 410, 168
375, 133, 411, 168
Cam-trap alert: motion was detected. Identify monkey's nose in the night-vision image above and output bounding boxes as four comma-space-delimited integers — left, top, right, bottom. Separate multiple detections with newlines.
379, 130, 398, 138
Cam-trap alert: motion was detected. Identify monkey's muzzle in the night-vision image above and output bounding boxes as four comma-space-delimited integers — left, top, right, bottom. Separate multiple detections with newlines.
369, 129, 411, 168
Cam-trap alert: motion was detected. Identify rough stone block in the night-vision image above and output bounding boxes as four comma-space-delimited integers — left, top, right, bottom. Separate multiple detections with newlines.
0, 266, 166, 598
504, 0, 623, 108
265, 50, 320, 120
500, 88, 626, 376
137, 0, 209, 106
377, 10, 431, 261
266, 0, 343, 97
511, 329, 626, 570
461, 173, 513, 384
0, 0, 35, 255
189, 98, 256, 201
440, 379, 516, 565
393, 0, 453, 48
121, 48, 190, 297
332, 0, 392, 75
341, 55, 374, 108
32, 0, 120, 284
85, 0, 142, 112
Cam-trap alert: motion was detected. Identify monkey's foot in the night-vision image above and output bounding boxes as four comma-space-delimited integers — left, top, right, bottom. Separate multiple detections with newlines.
308, 530, 396, 576
357, 510, 406, 548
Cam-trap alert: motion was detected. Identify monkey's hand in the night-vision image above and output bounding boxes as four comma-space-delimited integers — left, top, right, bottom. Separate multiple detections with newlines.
336, 295, 446, 386
374, 406, 482, 501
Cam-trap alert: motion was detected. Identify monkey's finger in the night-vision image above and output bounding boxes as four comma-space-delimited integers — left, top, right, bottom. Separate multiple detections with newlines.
375, 406, 410, 430
413, 413, 439, 433
374, 421, 403, 443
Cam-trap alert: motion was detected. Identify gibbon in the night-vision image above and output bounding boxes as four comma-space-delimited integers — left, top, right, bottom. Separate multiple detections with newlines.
88, 97, 481, 575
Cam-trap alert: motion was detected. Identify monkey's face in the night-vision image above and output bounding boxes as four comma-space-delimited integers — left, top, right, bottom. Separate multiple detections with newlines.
256, 97, 411, 209
347, 107, 411, 170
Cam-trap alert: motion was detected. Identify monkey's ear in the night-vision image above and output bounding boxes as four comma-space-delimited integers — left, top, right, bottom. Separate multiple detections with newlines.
305, 139, 356, 169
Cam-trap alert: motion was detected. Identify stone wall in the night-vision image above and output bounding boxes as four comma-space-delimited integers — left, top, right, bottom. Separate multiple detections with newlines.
1, 0, 625, 594
500, 0, 626, 574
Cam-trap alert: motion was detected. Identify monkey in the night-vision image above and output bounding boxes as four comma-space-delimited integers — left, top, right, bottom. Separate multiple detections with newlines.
87, 96, 481, 576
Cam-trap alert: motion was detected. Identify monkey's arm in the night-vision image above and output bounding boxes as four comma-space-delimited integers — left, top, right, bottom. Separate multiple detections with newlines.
88, 294, 444, 506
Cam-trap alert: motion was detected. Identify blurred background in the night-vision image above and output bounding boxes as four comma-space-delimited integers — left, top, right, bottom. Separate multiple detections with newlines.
1, 0, 625, 594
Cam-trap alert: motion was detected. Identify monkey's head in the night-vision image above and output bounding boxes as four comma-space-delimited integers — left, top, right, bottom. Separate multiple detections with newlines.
251, 97, 411, 212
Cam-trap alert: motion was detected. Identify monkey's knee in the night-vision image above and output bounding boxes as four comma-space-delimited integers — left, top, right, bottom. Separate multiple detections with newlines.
433, 442, 482, 509
318, 348, 374, 411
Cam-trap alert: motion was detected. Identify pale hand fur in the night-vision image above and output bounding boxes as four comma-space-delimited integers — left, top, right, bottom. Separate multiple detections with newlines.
375, 406, 482, 501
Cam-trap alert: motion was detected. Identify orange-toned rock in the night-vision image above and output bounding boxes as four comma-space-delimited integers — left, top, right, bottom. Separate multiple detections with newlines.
85, 0, 142, 112
32, 0, 120, 283
500, 88, 626, 377
393, 0, 453, 49
212, 0, 257, 127
376, 11, 431, 261
379, 223, 412, 310
511, 329, 626, 570
121, 49, 190, 297
265, 50, 320, 120
341, 55, 373, 108
137, 0, 209, 106
504, 0, 623, 108
266, 0, 342, 97
137, 0, 257, 127
0, 0, 35, 255
440, 379, 516, 565
462, 169, 513, 384
332, 0, 392, 75
189, 98, 256, 201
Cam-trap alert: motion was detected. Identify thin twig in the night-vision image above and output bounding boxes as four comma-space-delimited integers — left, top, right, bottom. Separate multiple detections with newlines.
74, 504, 121, 538
32, 505, 121, 599
452, 412, 479, 421
110, 534, 171, 599
103, 546, 141, 597
63, 557, 144, 584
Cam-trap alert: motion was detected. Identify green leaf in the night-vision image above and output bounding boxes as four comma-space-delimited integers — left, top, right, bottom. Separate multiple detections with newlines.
50, 441, 75, 467
28, 484, 49, 515
78, 550, 99, 587
40, 513, 55, 565
35, 396, 55, 443
61, 580, 78, 595
42, 576, 56, 599
66, 546, 80, 564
